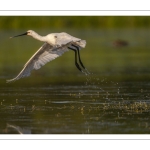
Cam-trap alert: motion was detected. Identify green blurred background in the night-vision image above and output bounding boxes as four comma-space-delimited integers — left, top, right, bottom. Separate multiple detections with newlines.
1, 16, 150, 84
1, 16, 150, 29
1, 16, 150, 134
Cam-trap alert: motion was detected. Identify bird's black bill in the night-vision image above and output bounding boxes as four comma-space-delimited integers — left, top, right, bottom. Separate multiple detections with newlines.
10, 32, 27, 39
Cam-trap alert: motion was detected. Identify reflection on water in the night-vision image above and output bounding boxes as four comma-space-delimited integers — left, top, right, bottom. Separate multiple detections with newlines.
4, 123, 31, 134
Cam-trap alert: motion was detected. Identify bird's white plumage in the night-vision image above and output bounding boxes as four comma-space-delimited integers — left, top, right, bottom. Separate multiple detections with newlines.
7, 30, 86, 83
55, 32, 80, 45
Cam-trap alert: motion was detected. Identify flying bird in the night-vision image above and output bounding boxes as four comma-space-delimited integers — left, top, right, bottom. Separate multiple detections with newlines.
7, 30, 88, 83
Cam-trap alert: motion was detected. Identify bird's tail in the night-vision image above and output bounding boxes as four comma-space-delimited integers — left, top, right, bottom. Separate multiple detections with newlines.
77, 40, 86, 48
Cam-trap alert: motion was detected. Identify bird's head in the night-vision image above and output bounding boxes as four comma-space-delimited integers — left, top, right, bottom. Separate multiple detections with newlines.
26, 30, 35, 36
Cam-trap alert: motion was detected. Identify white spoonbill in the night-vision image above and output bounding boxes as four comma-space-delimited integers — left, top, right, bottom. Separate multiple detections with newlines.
7, 30, 89, 83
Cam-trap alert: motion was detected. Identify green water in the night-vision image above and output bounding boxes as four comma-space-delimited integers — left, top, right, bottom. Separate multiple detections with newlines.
0, 28, 150, 134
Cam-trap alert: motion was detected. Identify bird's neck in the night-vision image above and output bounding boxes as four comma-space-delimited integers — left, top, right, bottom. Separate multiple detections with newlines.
32, 33, 56, 46
32, 33, 47, 42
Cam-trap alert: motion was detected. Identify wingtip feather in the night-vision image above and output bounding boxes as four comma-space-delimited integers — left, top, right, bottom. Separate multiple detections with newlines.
6, 79, 15, 83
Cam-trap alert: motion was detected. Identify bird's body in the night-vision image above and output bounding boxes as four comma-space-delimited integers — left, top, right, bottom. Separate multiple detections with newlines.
29, 31, 82, 46
7, 30, 88, 83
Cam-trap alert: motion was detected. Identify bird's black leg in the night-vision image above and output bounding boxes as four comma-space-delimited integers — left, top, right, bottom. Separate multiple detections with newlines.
71, 44, 90, 74
68, 47, 83, 73
71, 44, 86, 69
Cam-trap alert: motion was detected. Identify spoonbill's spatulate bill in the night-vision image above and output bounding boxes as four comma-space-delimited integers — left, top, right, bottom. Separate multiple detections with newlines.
7, 30, 89, 83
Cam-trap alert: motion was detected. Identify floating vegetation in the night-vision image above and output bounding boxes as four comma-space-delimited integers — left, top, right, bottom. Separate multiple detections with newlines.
103, 101, 150, 114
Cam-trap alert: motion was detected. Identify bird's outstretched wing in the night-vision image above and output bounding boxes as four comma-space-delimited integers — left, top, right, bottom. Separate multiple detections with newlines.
6, 42, 71, 83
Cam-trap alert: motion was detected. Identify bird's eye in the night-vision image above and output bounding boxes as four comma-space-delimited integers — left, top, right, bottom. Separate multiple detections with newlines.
54, 36, 57, 38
